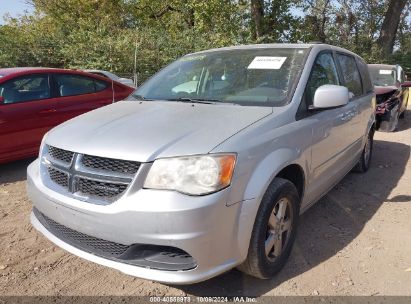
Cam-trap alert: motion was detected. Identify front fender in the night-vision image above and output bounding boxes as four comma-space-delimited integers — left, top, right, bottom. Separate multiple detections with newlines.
243, 148, 303, 200
235, 148, 307, 262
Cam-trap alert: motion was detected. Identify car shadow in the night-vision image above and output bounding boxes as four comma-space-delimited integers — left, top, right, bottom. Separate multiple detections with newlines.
0, 158, 34, 184
174, 139, 410, 297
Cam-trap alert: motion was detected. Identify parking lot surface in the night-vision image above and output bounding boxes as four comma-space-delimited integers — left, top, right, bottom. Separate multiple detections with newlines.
1, 108, 411, 297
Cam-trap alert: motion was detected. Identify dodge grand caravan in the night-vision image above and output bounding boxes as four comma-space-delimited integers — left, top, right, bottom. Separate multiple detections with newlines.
28, 43, 375, 284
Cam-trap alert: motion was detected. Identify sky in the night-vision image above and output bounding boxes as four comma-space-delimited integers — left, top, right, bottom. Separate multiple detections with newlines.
0, 0, 33, 24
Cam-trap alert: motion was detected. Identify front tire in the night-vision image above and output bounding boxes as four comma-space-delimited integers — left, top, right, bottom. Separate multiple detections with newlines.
237, 178, 300, 279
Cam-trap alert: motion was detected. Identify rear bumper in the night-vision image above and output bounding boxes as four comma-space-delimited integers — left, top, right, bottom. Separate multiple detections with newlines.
27, 159, 250, 284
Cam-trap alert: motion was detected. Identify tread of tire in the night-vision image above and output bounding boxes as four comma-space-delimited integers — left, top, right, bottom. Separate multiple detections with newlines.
238, 178, 299, 279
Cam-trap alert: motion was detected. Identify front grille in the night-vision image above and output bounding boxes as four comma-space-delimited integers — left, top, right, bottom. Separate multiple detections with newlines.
48, 167, 68, 188
34, 208, 197, 271
48, 146, 74, 164
82, 155, 140, 174
34, 208, 129, 256
43, 146, 139, 204
77, 178, 128, 198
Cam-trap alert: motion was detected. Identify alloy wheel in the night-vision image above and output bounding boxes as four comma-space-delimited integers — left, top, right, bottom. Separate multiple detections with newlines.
265, 197, 293, 262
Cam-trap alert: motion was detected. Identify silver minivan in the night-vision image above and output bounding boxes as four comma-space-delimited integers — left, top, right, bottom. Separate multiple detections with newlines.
27, 43, 375, 284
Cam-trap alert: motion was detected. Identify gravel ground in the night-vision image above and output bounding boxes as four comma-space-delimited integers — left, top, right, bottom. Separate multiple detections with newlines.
1, 108, 410, 297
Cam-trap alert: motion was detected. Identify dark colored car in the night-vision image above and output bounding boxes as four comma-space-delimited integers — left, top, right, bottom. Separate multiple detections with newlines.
368, 64, 411, 132
0, 68, 134, 164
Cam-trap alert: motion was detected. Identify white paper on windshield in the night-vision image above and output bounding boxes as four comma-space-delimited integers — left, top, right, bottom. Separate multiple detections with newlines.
247, 57, 287, 70
379, 70, 393, 75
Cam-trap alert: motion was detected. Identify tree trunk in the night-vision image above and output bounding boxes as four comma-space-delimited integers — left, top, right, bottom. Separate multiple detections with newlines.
318, 0, 330, 43
251, 0, 264, 40
377, 0, 408, 57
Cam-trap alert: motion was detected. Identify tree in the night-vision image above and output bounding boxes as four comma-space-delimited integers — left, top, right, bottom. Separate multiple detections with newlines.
299, 0, 332, 42
249, 0, 301, 42
250, 0, 264, 40
376, 0, 408, 57
0, 0, 410, 77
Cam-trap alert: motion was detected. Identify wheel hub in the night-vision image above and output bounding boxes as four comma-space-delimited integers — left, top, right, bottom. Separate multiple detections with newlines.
265, 197, 293, 262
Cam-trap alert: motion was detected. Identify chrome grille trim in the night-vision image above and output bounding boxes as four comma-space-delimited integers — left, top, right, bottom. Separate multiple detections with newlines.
41, 146, 140, 205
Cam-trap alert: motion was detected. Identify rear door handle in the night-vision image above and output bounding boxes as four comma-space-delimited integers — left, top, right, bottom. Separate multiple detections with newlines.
38, 109, 57, 115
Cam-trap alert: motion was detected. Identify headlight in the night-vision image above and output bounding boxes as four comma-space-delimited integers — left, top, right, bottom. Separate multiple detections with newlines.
144, 154, 236, 195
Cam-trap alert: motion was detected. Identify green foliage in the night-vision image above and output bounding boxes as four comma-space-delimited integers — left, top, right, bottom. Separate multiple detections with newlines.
0, 0, 409, 82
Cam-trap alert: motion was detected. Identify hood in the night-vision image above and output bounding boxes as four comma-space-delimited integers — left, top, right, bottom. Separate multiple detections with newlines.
46, 100, 273, 162
375, 85, 398, 95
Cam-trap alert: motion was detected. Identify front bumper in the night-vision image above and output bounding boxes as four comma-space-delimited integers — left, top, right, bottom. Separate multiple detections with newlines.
27, 159, 249, 284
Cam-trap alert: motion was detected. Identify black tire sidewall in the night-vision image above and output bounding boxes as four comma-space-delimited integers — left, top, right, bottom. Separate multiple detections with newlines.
355, 130, 374, 173
362, 131, 374, 171
252, 178, 300, 278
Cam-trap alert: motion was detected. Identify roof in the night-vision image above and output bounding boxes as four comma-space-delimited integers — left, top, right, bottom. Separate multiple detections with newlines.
186, 43, 364, 61
189, 43, 315, 56
84, 69, 120, 80
0, 67, 59, 76
0, 67, 115, 83
368, 64, 396, 70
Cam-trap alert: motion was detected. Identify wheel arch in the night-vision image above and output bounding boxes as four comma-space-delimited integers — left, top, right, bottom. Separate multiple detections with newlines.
276, 164, 305, 200
236, 149, 307, 263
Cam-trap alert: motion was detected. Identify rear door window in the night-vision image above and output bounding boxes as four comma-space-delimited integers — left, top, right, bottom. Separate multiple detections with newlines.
95, 79, 108, 92
336, 53, 363, 97
54, 74, 107, 97
356, 58, 373, 94
0, 74, 50, 104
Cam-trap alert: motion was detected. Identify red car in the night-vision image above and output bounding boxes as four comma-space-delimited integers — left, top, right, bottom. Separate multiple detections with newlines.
0, 67, 134, 164
368, 64, 411, 132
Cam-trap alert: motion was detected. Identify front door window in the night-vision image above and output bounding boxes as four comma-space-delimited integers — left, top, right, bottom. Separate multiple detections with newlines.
0, 74, 50, 104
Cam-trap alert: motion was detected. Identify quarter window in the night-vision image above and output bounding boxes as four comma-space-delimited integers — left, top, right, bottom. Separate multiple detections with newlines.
336, 54, 363, 97
0, 74, 50, 104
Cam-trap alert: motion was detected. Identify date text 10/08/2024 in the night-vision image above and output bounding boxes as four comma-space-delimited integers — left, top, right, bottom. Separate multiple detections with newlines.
149, 296, 258, 303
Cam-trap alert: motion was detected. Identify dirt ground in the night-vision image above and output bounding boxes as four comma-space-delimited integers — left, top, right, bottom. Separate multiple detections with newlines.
1, 109, 411, 298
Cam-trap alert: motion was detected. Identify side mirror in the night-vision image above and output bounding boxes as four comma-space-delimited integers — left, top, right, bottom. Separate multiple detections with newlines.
0, 96, 4, 104
401, 81, 411, 88
311, 85, 349, 110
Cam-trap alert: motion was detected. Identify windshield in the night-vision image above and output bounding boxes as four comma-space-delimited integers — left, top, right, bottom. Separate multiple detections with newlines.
368, 66, 396, 87
131, 48, 309, 106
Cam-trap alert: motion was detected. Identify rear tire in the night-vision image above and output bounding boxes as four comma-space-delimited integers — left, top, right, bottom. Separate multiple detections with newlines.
354, 129, 373, 173
237, 178, 300, 279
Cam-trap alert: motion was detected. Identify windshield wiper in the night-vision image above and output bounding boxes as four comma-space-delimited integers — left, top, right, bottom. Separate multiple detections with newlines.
165, 97, 224, 104
129, 94, 155, 101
